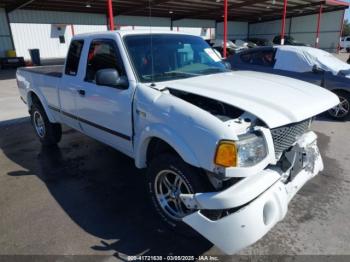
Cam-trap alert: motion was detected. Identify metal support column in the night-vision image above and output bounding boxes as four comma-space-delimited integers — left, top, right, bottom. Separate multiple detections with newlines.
4, 10, 15, 50
280, 0, 288, 45
315, 4, 323, 48
337, 9, 345, 53
107, 0, 115, 31
70, 24, 75, 36
223, 0, 228, 58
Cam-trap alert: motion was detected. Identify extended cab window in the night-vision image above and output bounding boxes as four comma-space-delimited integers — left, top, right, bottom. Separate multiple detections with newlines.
85, 39, 125, 83
65, 40, 84, 76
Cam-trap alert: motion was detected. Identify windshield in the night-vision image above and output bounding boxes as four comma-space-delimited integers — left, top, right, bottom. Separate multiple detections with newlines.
124, 34, 228, 83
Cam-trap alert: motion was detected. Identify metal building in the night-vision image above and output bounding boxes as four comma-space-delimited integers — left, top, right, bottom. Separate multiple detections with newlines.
0, 0, 349, 60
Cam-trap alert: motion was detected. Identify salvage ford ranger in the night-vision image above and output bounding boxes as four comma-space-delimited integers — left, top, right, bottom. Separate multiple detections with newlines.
17, 31, 339, 254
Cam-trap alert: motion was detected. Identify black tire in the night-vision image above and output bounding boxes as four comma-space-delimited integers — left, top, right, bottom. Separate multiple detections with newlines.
30, 102, 62, 146
147, 153, 214, 237
347, 48, 350, 53
327, 91, 350, 121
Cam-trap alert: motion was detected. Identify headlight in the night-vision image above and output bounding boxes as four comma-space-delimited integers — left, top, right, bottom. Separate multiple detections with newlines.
214, 132, 267, 168
236, 132, 268, 167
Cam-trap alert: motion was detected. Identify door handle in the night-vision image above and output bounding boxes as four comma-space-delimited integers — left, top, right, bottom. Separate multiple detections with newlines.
78, 89, 86, 96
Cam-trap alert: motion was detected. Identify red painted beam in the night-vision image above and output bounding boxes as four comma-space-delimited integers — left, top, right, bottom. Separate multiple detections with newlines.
337, 9, 346, 53
315, 4, 323, 48
107, 0, 115, 31
70, 24, 75, 36
280, 0, 288, 45
223, 0, 228, 58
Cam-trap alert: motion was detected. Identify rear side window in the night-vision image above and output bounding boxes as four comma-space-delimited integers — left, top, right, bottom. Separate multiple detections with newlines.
240, 50, 275, 67
65, 40, 84, 76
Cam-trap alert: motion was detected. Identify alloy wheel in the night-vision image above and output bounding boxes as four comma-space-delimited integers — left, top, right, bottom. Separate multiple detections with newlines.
328, 96, 350, 119
154, 170, 193, 221
33, 111, 46, 138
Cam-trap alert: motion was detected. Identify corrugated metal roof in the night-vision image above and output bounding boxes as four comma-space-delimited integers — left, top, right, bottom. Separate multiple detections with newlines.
0, 0, 348, 22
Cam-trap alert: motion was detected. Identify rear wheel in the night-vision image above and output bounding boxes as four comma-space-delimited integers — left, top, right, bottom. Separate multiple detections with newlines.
147, 153, 213, 236
327, 91, 350, 120
31, 103, 62, 146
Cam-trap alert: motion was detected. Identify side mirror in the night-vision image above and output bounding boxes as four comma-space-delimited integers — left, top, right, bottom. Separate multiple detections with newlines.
312, 65, 324, 74
96, 68, 129, 89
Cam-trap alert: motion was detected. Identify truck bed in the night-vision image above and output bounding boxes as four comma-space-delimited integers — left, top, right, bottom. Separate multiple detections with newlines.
20, 65, 63, 78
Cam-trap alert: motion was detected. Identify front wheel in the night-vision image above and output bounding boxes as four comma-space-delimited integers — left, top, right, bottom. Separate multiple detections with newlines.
327, 91, 350, 120
147, 154, 212, 236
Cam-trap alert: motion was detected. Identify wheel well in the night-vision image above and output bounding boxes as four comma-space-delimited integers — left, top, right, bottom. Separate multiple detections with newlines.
28, 91, 41, 109
146, 138, 178, 165
332, 89, 350, 98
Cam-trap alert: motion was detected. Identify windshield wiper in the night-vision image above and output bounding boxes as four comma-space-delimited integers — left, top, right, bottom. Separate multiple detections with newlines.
197, 67, 229, 75
145, 71, 198, 80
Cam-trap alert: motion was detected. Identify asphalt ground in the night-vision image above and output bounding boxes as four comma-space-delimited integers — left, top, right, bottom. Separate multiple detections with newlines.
0, 64, 350, 261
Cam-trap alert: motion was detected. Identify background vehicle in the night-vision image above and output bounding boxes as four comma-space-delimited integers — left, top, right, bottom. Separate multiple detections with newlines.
246, 38, 273, 47
210, 39, 247, 56
340, 36, 350, 52
273, 35, 309, 46
16, 31, 338, 255
226, 46, 350, 120
231, 39, 256, 49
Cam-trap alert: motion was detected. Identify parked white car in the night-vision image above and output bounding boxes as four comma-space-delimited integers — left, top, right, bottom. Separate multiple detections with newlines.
17, 31, 338, 255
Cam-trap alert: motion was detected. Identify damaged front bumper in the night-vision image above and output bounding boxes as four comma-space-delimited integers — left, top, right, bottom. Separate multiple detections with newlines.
180, 131, 323, 255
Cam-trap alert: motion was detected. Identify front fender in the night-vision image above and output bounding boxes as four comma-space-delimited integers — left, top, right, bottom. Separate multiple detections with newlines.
134, 123, 200, 169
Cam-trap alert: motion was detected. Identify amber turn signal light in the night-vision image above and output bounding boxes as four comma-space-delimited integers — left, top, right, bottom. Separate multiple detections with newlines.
214, 141, 237, 167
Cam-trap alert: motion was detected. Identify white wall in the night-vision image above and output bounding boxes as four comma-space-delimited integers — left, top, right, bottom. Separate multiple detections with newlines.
8, 9, 108, 60
174, 19, 216, 39
8, 10, 215, 59
115, 15, 170, 27
117, 17, 215, 38
9, 9, 106, 25
173, 19, 215, 28
0, 8, 13, 57
10, 23, 107, 60
249, 18, 291, 41
73, 24, 108, 35
290, 10, 344, 51
249, 10, 344, 52
216, 21, 248, 40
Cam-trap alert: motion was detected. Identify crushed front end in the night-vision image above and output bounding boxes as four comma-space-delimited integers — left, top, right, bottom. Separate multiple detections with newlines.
179, 119, 323, 255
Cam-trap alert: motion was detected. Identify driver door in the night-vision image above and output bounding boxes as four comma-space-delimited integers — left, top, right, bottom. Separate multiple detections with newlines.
75, 38, 133, 156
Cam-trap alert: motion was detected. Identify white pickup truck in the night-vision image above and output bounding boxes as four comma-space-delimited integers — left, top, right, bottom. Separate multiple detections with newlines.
17, 31, 339, 254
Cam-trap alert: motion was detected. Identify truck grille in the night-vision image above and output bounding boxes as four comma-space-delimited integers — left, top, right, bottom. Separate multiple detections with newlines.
271, 119, 310, 159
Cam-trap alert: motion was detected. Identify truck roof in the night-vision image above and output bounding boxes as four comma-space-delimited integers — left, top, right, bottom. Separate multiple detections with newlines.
72, 30, 196, 40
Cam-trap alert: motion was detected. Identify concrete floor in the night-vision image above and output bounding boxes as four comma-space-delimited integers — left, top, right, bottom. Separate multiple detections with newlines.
0, 70, 28, 124
0, 69, 350, 260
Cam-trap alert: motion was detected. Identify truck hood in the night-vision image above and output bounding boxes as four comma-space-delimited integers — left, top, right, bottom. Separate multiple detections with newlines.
157, 71, 339, 128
